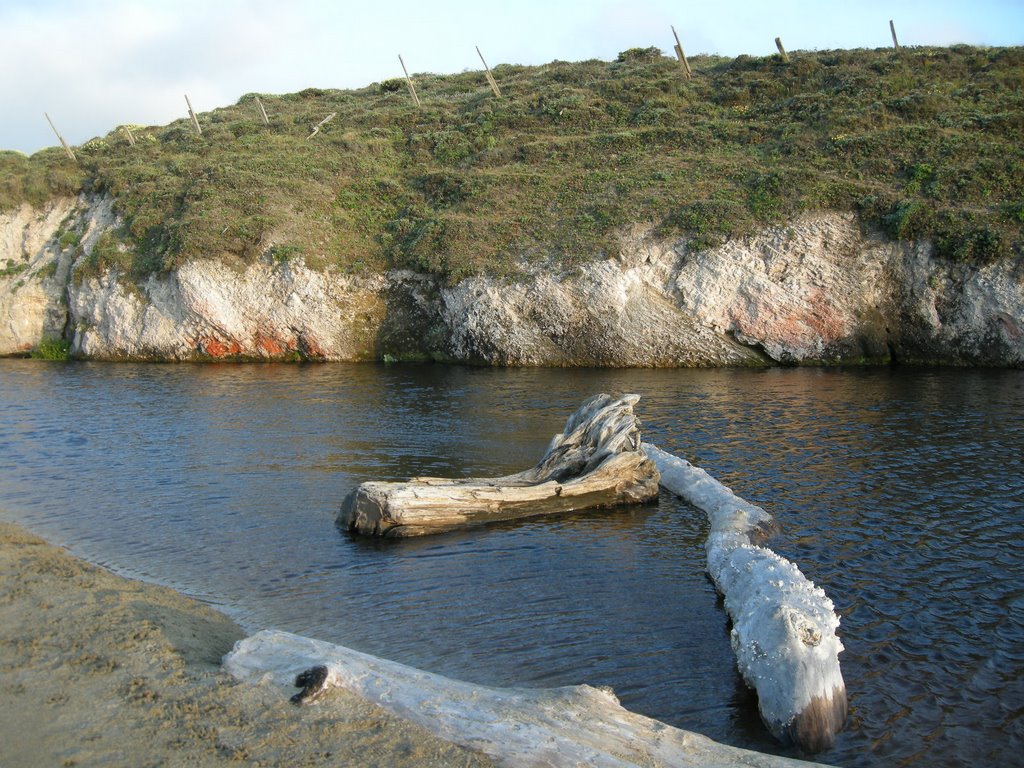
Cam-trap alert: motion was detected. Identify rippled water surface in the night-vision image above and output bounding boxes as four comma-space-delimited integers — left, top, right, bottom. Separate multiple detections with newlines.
0, 361, 1021, 766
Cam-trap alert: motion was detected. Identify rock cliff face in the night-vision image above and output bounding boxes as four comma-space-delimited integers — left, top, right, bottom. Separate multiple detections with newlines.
2, 195, 1022, 366
0, 198, 78, 353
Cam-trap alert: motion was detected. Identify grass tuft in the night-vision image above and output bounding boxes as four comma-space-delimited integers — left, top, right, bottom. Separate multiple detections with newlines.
30, 337, 71, 360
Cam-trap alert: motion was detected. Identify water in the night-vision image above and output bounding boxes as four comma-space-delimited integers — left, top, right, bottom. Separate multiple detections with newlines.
0, 361, 1021, 767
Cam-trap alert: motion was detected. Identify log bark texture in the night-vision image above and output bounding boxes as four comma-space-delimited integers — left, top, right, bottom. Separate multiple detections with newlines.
339, 394, 660, 537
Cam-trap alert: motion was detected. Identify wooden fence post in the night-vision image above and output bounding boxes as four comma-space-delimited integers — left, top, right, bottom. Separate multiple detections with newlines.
774, 37, 790, 63
671, 25, 692, 79
185, 94, 202, 135
122, 125, 136, 147
255, 95, 270, 125
44, 113, 76, 161
307, 113, 336, 140
889, 20, 901, 50
476, 46, 502, 97
398, 55, 421, 107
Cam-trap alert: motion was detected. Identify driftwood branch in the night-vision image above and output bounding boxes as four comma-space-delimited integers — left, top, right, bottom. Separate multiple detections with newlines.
643, 444, 847, 754
339, 394, 660, 537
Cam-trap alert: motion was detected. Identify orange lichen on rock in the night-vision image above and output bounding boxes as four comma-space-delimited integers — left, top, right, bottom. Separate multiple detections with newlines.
253, 333, 287, 357
198, 336, 243, 358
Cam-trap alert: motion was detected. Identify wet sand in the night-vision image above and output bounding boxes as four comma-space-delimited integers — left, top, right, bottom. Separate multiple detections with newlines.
0, 521, 493, 767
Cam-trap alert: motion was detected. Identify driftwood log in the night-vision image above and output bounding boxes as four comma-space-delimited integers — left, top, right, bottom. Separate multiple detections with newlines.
643, 443, 847, 754
224, 629, 829, 768
339, 394, 660, 537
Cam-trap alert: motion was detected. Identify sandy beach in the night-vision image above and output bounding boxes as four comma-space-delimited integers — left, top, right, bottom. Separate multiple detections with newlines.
0, 520, 494, 767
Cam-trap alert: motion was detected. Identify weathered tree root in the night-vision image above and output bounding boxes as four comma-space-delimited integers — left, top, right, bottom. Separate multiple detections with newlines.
339, 393, 660, 537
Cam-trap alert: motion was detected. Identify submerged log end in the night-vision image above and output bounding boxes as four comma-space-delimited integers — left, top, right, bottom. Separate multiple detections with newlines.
721, 547, 847, 754
783, 684, 848, 753
339, 485, 466, 537
338, 485, 394, 537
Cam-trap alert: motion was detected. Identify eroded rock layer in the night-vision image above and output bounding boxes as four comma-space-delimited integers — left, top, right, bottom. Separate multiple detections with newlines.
3, 196, 1022, 366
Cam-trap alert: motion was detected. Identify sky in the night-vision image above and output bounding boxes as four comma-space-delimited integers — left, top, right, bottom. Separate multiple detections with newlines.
2, 0, 1022, 155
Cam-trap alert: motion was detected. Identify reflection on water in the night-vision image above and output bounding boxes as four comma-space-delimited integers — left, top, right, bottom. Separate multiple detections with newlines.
0, 361, 1021, 767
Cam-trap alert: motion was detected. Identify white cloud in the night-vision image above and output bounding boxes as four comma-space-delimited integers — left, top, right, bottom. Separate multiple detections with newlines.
0, 0, 323, 152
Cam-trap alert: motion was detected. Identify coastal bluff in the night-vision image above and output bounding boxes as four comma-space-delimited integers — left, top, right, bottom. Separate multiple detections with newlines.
3, 196, 1022, 366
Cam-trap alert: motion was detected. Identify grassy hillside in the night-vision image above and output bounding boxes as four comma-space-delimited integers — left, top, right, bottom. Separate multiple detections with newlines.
2, 45, 1022, 282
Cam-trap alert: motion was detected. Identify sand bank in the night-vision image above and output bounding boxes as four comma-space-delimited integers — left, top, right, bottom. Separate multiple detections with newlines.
0, 521, 493, 767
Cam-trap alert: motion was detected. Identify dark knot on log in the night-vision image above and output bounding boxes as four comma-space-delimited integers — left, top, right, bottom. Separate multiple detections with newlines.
291, 664, 331, 705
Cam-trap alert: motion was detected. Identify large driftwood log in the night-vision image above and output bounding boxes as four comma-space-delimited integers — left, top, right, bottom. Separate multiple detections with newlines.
339, 394, 660, 537
223, 629, 833, 768
643, 444, 847, 754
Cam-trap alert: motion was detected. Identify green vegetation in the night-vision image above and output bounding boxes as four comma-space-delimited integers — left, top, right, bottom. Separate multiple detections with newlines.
2, 45, 1022, 281
0, 149, 84, 210
30, 337, 71, 360
1, 260, 29, 278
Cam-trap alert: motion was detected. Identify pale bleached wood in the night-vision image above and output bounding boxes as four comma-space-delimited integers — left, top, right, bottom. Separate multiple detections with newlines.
671, 25, 692, 79
185, 94, 202, 135
224, 629, 831, 768
307, 112, 336, 140
44, 113, 76, 161
398, 54, 421, 107
476, 46, 502, 97
643, 443, 847, 754
255, 95, 270, 125
775, 36, 790, 63
339, 394, 660, 537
